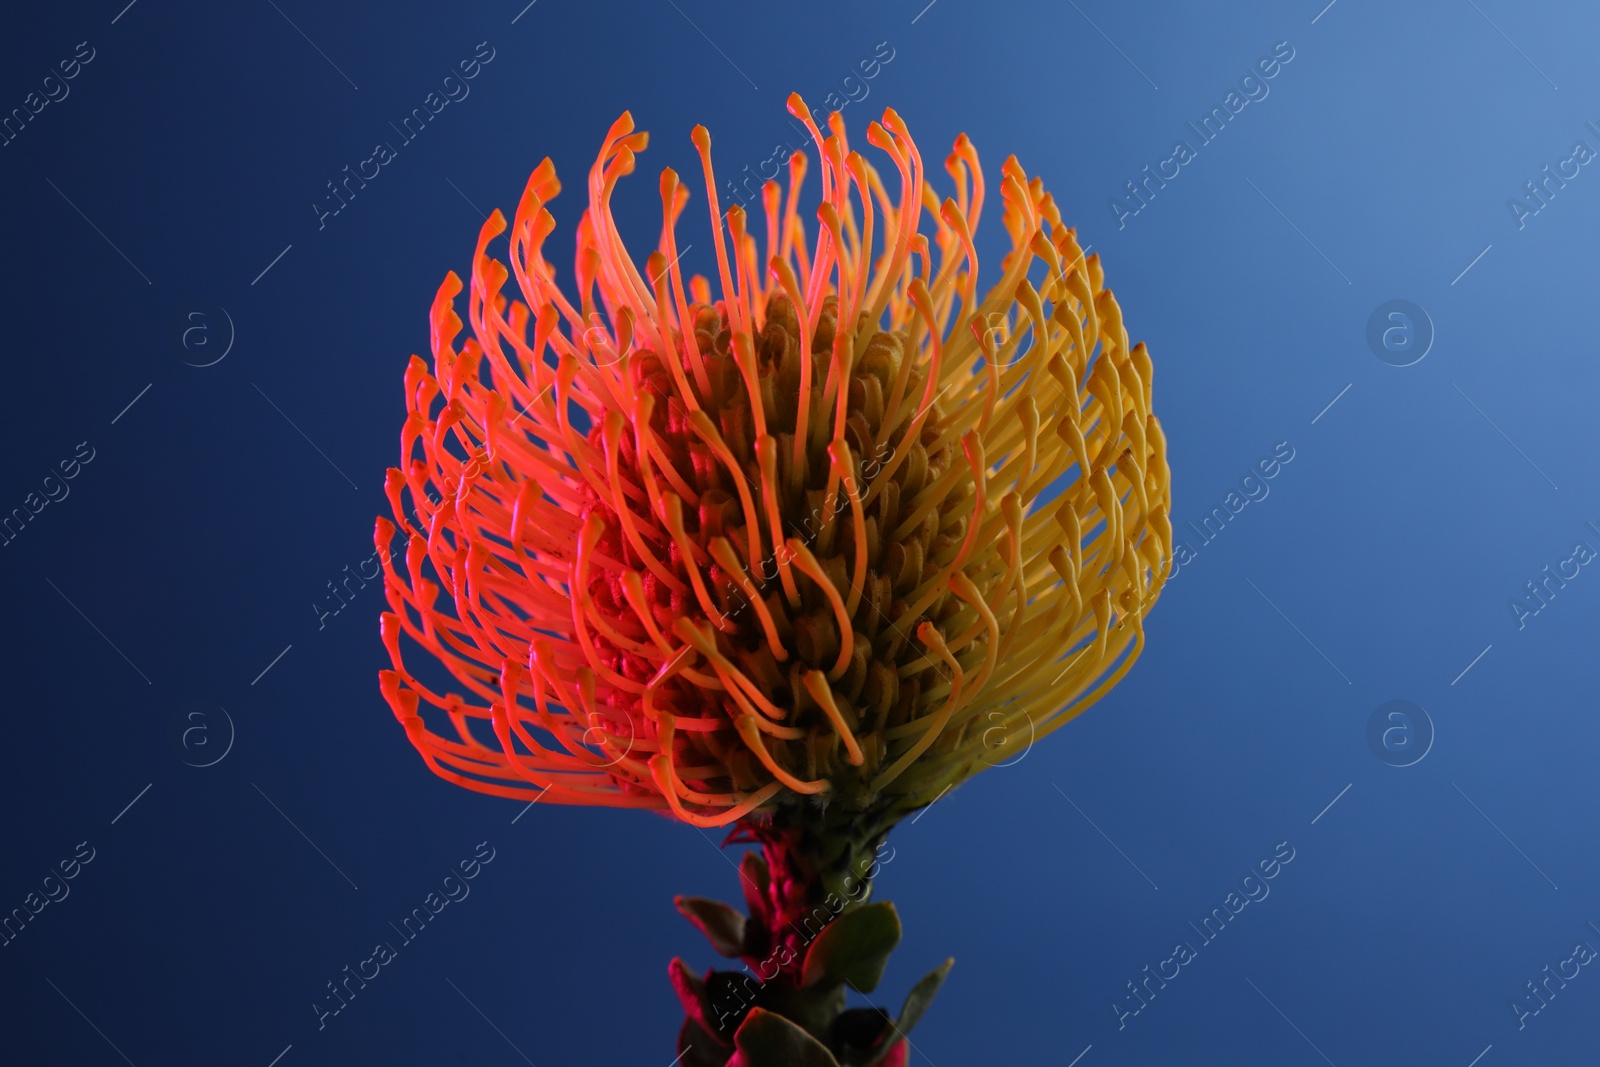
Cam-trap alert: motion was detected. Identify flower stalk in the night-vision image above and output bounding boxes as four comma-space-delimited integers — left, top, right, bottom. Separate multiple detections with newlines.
671, 816, 945, 1067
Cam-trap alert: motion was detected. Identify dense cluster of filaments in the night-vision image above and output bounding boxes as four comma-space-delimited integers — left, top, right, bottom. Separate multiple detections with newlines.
376, 95, 1173, 827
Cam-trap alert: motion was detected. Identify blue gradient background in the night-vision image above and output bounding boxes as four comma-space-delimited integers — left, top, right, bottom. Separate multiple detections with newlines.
3, 1, 1598, 1064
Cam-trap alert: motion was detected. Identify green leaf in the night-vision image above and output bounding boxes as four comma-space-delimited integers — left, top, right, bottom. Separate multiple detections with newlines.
894, 958, 953, 1040
834, 960, 953, 1067
733, 1007, 841, 1067
676, 896, 748, 957
678, 1016, 733, 1067
800, 901, 901, 993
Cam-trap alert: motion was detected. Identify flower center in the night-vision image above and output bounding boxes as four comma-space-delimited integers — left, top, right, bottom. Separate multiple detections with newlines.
582, 289, 985, 811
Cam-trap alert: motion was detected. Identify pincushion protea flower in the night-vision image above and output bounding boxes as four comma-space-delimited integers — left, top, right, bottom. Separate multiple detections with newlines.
374, 95, 1170, 1065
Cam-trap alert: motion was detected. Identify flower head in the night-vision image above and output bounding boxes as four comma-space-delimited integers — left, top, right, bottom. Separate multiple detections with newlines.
376, 96, 1172, 830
